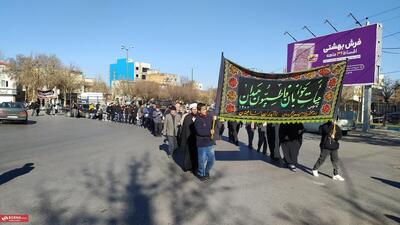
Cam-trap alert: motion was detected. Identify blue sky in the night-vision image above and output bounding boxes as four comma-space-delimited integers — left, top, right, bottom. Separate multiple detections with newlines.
1, 0, 400, 88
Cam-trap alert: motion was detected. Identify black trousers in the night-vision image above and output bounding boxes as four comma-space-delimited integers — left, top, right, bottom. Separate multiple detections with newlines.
154, 122, 163, 136
216, 121, 224, 140
246, 127, 254, 148
313, 148, 339, 175
267, 124, 278, 158
281, 140, 301, 166
228, 122, 238, 144
257, 130, 267, 153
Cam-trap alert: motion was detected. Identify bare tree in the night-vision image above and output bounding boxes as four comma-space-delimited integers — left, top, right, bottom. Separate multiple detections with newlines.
90, 76, 110, 96
380, 77, 398, 126
58, 65, 83, 108
132, 81, 161, 101
340, 86, 355, 111
7, 54, 42, 101
199, 87, 217, 105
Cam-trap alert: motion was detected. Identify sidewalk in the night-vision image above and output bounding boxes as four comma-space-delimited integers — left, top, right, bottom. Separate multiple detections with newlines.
353, 127, 400, 138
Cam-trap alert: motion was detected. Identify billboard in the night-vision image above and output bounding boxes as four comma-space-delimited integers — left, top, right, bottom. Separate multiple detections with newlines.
287, 24, 382, 86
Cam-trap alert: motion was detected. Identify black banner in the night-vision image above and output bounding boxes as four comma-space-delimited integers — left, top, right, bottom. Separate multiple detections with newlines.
237, 76, 328, 116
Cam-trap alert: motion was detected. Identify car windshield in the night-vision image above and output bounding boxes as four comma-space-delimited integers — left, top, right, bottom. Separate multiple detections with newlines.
0, 102, 24, 108
338, 111, 354, 120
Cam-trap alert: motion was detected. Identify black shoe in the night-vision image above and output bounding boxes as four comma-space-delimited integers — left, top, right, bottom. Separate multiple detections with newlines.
235, 141, 239, 146
197, 175, 207, 182
248, 145, 253, 150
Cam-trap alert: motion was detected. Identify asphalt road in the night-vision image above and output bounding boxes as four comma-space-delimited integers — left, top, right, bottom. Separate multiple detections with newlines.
0, 115, 399, 225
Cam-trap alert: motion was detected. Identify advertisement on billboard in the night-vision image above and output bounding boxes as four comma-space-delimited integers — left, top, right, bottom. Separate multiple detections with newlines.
287, 24, 382, 86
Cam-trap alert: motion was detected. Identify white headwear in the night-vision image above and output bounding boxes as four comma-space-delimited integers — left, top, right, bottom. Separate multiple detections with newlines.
189, 103, 197, 109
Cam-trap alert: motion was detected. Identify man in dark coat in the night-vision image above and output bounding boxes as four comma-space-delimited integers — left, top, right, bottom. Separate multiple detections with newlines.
152, 105, 163, 137
216, 119, 225, 140
267, 124, 280, 161
180, 103, 198, 173
245, 122, 256, 150
279, 123, 305, 172
228, 121, 241, 146
312, 119, 345, 181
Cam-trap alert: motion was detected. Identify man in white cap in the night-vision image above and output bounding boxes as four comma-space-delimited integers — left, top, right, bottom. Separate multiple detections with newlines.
180, 103, 198, 172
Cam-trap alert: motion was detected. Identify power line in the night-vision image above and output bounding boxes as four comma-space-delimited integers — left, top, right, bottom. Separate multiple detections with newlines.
383, 70, 400, 74
382, 27, 400, 43
365, 5, 400, 20
383, 51, 400, 54
383, 47, 400, 49
383, 30, 400, 38
379, 14, 400, 23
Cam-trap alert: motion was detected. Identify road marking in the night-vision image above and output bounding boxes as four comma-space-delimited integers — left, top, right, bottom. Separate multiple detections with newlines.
312, 181, 326, 186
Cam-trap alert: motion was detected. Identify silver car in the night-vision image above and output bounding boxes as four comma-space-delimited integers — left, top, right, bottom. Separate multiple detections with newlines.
303, 111, 356, 136
0, 102, 28, 124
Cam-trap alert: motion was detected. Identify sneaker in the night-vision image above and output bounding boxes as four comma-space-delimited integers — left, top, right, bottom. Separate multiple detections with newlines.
289, 165, 297, 172
333, 175, 345, 181
312, 170, 319, 177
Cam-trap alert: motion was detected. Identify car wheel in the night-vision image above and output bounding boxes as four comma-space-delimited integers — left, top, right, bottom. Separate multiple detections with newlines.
342, 130, 348, 136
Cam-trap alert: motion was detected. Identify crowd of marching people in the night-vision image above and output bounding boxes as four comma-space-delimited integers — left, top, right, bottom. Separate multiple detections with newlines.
107, 100, 345, 182
38, 99, 345, 182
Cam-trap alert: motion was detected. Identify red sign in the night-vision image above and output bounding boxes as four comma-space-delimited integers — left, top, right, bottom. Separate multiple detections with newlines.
0, 215, 29, 223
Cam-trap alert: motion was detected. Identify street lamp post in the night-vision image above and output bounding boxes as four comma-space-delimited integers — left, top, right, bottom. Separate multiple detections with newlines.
121, 45, 134, 81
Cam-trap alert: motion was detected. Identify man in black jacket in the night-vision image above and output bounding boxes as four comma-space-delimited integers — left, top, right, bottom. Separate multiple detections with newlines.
194, 103, 215, 181
312, 120, 345, 181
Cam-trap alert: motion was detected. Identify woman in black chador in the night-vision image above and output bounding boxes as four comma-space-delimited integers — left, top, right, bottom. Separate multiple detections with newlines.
279, 123, 304, 171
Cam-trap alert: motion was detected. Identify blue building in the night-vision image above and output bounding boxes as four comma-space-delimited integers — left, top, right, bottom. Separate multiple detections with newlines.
109, 58, 135, 86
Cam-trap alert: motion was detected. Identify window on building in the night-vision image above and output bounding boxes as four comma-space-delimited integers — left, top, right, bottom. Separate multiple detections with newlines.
136, 67, 139, 70
0, 80, 4, 87
142, 68, 148, 73
5, 81, 8, 87
142, 75, 146, 80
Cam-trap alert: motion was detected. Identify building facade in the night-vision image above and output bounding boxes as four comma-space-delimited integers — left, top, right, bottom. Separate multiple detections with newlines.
0, 61, 17, 103
134, 62, 151, 80
146, 71, 178, 86
109, 58, 151, 86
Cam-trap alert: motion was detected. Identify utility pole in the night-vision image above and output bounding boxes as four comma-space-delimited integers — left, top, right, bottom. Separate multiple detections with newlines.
121, 45, 134, 81
191, 68, 194, 82
362, 20, 373, 132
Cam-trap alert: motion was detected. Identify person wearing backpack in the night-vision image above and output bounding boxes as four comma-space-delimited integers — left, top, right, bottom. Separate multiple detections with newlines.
312, 119, 345, 181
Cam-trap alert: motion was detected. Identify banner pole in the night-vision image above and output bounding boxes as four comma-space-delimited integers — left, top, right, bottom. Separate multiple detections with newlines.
211, 116, 217, 139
